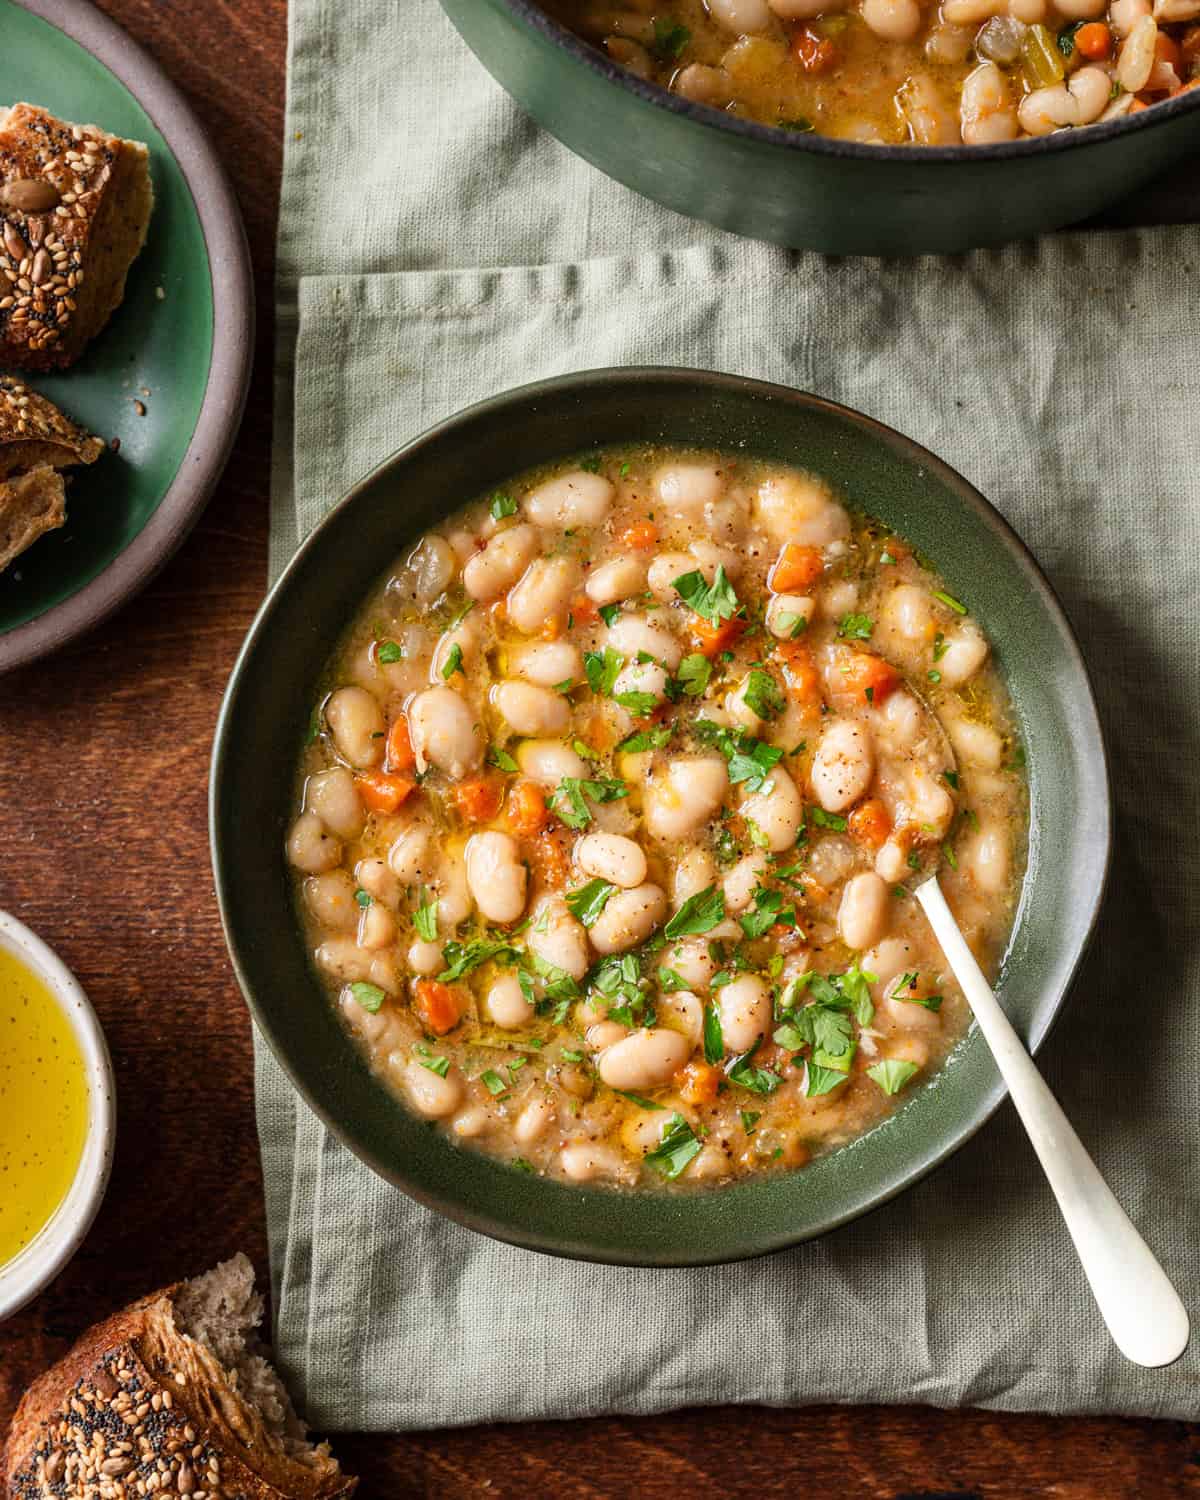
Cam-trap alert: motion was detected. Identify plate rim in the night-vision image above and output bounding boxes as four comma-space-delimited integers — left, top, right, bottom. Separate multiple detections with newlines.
0, 0, 254, 674
210, 365, 1113, 1266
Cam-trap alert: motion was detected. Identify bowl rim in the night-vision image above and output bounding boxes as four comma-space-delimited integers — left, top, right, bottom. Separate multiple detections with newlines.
0, 910, 116, 1320
494, 0, 1200, 163
211, 366, 1112, 1265
0, 0, 255, 675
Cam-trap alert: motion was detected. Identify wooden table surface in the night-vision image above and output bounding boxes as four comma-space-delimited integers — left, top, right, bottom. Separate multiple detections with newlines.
0, 2, 1196, 1495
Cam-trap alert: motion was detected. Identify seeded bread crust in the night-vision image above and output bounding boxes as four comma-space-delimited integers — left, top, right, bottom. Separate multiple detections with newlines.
0, 102, 153, 370
2, 1287, 356, 1500
0, 466, 66, 572
0, 373, 104, 478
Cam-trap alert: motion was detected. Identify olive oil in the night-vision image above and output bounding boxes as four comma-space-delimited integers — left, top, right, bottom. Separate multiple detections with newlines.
0, 947, 88, 1267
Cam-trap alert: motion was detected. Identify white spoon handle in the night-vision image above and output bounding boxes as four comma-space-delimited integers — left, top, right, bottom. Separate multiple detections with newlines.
917, 876, 1189, 1368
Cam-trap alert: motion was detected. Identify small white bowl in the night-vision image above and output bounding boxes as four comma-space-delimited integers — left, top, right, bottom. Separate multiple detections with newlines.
0, 912, 116, 1322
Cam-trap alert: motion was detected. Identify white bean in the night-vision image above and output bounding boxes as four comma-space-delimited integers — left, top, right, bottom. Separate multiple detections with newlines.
898, 73, 961, 143
657, 990, 703, 1048
408, 939, 443, 975
862, 0, 922, 39
1054, 0, 1105, 14
430, 610, 484, 683
740, 764, 803, 851
689, 540, 742, 579
435, 852, 474, 929
672, 845, 717, 907
768, 0, 840, 15
354, 856, 401, 907
287, 812, 342, 873
400, 1058, 464, 1119
1117, 15, 1157, 90
873, 690, 922, 753
811, 719, 875, 812
466, 831, 528, 924
663, 939, 716, 992
388, 822, 436, 883
559, 1141, 632, 1183
1152, 0, 1198, 18
936, 626, 990, 687
517, 738, 589, 787
304, 766, 365, 839
1111, 0, 1150, 31
766, 593, 815, 640
527, 897, 590, 980
941, 0, 999, 19
585, 555, 648, 606
492, 679, 570, 736
576, 832, 648, 889
588, 883, 668, 954
655, 462, 725, 513
340, 988, 397, 1046
514, 1095, 556, 1145
947, 717, 1003, 771
708, 0, 774, 29
875, 836, 910, 884
960, 61, 1018, 144
507, 556, 578, 635
462, 523, 538, 601
864, 936, 920, 993
881, 583, 935, 644
1018, 66, 1113, 133
612, 658, 669, 707
452, 1105, 493, 1139
325, 686, 385, 769
511, 640, 583, 688
304, 871, 359, 931
723, 851, 771, 913
358, 901, 397, 950
753, 473, 850, 547
644, 755, 729, 841
314, 937, 380, 984
408, 686, 484, 778
607, 613, 683, 671
717, 975, 771, 1054
586, 1020, 630, 1052
960, 822, 1010, 895
647, 552, 699, 601
524, 470, 614, 528
598, 1027, 690, 1090
485, 972, 536, 1028
838, 872, 891, 951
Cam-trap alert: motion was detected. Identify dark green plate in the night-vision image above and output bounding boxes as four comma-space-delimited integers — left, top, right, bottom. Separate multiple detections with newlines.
0, 0, 252, 672
211, 369, 1111, 1266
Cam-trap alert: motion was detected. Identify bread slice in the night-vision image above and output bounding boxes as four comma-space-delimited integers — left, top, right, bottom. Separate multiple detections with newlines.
0, 372, 104, 478
2, 1255, 357, 1500
0, 102, 153, 370
0, 465, 65, 573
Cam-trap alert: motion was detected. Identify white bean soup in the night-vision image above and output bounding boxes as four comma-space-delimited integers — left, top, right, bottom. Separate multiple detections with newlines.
287, 447, 1027, 1189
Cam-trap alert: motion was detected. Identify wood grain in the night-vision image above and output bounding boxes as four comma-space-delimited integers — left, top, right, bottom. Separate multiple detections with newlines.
0, 3, 1196, 1495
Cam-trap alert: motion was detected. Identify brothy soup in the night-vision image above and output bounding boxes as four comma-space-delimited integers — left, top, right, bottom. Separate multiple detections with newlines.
287, 448, 1026, 1189
544, 0, 1199, 145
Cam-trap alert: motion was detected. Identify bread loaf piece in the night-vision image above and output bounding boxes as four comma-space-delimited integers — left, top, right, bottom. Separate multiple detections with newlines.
0, 372, 103, 478
0, 102, 153, 370
0, 465, 65, 573
2, 1255, 357, 1500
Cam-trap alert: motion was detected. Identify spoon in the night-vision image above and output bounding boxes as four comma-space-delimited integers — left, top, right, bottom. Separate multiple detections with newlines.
916, 873, 1189, 1367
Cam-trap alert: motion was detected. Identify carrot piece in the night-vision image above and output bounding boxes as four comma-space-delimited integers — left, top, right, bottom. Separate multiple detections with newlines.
769, 542, 824, 594
620, 521, 659, 550
839, 652, 900, 706
414, 979, 465, 1036
451, 776, 504, 823
356, 769, 416, 814
508, 780, 550, 838
385, 716, 415, 772
675, 1060, 722, 1108
571, 592, 599, 625
848, 797, 892, 851
776, 638, 822, 704
529, 826, 571, 889
1074, 21, 1112, 58
1181, 25, 1200, 71
691, 613, 746, 659
790, 25, 837, 72
1155, 31, 1182, 70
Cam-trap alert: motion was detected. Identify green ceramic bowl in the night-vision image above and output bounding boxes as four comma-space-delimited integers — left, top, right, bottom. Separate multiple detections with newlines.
0, 0, 252, 672
439, 0, 1200, 255
211, 368, 1110, 1266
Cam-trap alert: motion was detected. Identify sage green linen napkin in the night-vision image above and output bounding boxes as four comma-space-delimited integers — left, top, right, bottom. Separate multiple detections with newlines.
261, 0, 1200, 1428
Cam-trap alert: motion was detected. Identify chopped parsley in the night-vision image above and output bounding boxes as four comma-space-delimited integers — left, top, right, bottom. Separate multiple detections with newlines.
376, 639, 404, 664
743, 668, 785, 721
355, 888, 372, 908
664, 885, 726, 940
614, 688, 660, 717
599, 602, 621, 627
809, 806, 848, 832
572, 738, 602, 761
672, 565, 740, 626
943, 770, 959, 790
480, 1068, 509, 1096
565, 878, 618, 928
438, 937, 520, 982
702, 1001, 724, 1065
651, 17, 691, 61
928, 670, 942, 684
934, 589, 967, 615
837, 613, 874, 641
617, 724, 673, 755
676, 652, 712, 697
349, 981, 386, 1013
579, 453, 603, 473
867, 1059, 920, 1095
932, 631, 948, 661
775, 610, 808, 639
644, 1112, 703, 1180
738, 886, 792, 939
416, 1051, 451, 1077
584, 646, 624, 697
1056, 19, 1083, 53
805, 1063, 848, 1097
656, 966, 690, 992
529, 953, 583, 1006
441, 642, 463, 679
726, 1042, 782, 1096
740, 1110, 761, 1134
693, 719, 783, 793
614, 1088, 665, 1110
487, 745, 519, 773
549, 774, 629, 830
490, 492, 518, 519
